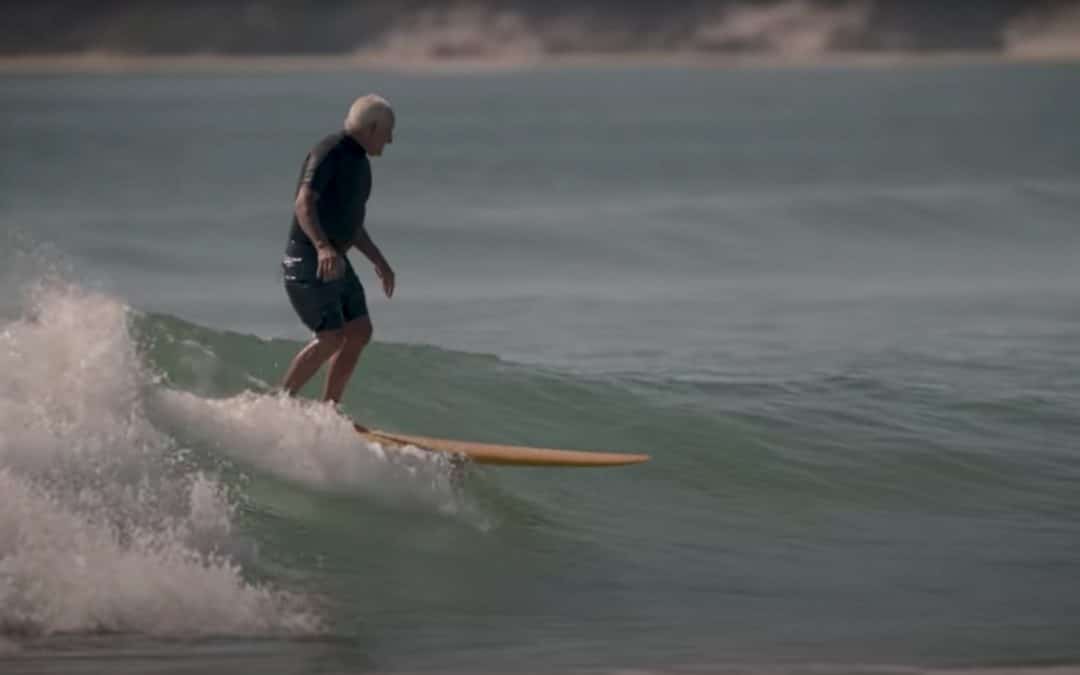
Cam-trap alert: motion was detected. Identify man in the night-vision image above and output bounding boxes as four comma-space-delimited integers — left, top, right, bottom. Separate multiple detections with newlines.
280, 94, 396, 404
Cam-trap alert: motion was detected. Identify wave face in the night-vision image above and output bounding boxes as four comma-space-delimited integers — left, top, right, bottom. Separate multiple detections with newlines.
3, 259, 1080, 670
22, 272, 1080, 670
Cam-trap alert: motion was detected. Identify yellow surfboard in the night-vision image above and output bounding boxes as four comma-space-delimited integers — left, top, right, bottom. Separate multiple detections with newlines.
354, 425, 650, 467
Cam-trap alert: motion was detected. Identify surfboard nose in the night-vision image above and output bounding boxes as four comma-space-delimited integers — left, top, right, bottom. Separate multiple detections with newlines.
355, 427, 650, 467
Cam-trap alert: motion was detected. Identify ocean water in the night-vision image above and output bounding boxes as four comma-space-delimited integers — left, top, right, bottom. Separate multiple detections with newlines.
1, 62, 1080, 674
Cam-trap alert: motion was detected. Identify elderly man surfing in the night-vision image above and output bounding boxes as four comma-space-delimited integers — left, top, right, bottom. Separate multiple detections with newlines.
280, 94, 396, 404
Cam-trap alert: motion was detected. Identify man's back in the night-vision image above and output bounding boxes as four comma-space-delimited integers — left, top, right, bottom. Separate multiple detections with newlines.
287, 131, 372, 253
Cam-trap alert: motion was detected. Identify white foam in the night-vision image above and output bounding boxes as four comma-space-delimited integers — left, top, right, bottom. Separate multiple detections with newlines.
150, 388, 469, 516
0, 470, 315, 635
0, 280, 319, 636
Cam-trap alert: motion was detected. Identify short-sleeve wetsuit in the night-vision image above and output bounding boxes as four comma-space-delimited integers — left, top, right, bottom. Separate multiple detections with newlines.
282, 132, 372, 333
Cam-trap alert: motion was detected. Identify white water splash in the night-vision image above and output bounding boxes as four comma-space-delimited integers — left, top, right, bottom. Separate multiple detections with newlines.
0, 279, 320, 636
149, 388, 472, 518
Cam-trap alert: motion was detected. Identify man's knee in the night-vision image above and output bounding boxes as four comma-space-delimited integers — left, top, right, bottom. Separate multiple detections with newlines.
315, 328, 346, 353
344, 317, 372, 348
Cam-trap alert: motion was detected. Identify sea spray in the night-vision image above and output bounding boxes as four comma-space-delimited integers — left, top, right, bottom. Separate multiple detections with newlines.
149, 388, 485, 522
0, 279, 319, 636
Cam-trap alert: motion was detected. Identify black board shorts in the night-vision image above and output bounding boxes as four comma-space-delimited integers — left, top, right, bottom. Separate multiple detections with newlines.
284, 264, 369, 334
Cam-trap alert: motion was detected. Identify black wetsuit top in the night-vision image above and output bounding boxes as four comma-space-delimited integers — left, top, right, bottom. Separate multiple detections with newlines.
283, 132, 371, 282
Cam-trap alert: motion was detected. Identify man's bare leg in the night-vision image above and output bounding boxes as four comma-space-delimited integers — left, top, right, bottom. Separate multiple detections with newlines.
323, 316, 373, 403
280, 329, 346, 396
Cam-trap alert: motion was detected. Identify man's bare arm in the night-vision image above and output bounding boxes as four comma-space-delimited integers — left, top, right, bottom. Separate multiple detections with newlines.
352, 225, 388, 268
353, 226, 395, 298
294, 185, 342, 280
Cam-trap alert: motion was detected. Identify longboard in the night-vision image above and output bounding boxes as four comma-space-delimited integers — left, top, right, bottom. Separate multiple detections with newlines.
354, 425, 649, 467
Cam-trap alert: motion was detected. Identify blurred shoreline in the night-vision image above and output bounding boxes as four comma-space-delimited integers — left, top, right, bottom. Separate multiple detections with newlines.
7, 1, 1080, 75
3, 48, 1079, 75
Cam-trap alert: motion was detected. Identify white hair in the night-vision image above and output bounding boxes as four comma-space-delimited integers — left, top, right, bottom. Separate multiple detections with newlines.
344, 94, 394, 135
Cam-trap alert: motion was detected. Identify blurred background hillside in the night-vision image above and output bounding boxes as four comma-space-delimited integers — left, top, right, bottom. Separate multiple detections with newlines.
4, 0, 1080, 66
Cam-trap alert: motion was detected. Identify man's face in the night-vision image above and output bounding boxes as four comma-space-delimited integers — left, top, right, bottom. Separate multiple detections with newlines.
366, 121, 394, 157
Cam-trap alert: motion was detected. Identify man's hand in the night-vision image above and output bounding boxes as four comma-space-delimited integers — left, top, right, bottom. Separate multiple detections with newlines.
316, 244, 343, 281
376, 262, 396, 298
